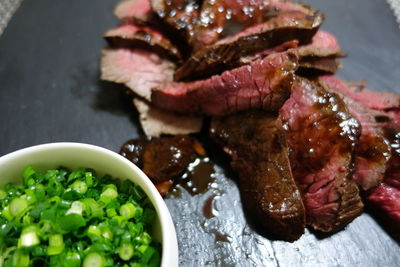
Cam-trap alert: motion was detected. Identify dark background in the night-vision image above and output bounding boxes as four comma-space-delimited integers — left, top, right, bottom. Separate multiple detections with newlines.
0, 0, 399, 266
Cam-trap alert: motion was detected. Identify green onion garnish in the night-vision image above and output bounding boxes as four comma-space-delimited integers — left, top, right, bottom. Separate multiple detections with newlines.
0, 166, 161, 266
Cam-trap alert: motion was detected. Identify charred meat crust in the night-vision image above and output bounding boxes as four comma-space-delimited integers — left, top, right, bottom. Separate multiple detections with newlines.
104, 23, 182, 61
210, 111, 305, 241
174, 9, 324, 81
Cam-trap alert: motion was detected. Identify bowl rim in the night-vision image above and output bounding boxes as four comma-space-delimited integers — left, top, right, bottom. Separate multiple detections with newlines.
0, 142, 179, 267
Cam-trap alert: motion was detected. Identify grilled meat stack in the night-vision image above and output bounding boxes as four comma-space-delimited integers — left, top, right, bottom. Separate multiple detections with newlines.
101, 0, 400, 241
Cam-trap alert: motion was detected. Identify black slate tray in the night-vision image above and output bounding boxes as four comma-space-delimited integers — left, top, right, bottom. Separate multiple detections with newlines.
0, 0, 399, 266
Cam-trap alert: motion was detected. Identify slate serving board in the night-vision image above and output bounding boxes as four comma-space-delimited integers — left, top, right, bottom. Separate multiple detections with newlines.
0, 0, 399, 266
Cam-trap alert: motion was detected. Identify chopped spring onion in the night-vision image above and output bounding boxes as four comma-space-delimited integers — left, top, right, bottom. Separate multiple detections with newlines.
83, 252, 105, 267
119, 203, 137, 219
19, 226, 40, 247
118, 243, 134, 261
47, 234, 64, 255
70, 180, 88, 194
0, 166, 161, 266
10, 197, 29, 217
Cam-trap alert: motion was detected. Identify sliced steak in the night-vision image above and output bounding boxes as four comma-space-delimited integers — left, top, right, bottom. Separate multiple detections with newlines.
296, 30, 344, 74
210, 111, 305, 241
366, 111, 400, 227
151, 0, 200, 43
115, 0, 154, 23
320, 76, 400, 110
241, 30, 342, 75
101, 48, 203, 135
100, 48, 174, 100
152, 51, 298, 116
280, 77, 363, 232
191, 0, 319, 51
104, 23, 181, 60
296, 30, 342, 58
298, 57, 340, 75
175, 9, 323, 81
237, 40, 299, 64
366, 184, 400, 229
319, 76, 391, 190
133, 98, 202, 137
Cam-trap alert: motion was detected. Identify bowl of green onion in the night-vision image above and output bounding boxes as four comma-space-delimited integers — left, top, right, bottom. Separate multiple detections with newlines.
0, 142, 178, 267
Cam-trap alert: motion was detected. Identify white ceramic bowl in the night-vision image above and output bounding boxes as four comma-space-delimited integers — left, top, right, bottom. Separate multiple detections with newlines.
0, 142, 179, 267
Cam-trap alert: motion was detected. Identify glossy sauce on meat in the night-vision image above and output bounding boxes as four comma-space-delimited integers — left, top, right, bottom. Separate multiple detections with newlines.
280, 78, 363, 232
384, 124, 400, 189
356, 134, 391, 170
120, 135, 195, 183
119, 137, 150, 167
191, 0, 319, 50
152, 0, 201, 38
120, 135, 217, 196
210, 111, 306, 241
285, 83, 360, 179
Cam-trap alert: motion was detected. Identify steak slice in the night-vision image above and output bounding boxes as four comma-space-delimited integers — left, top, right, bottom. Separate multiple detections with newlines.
366, 184, 400, 229
191, 0, 319, 51
298, 57, 340, 75
115, 0, 154, 23
320, 76, 400, 110
100, 48, 174, 100
240, 30, 343, 75
210, 111, 305, 241
296, 30, 344, 74
280, 77, 363, 232
101, 48, 203, 135
319, 76, 391, 190
174, 9, 323, 81
366, 110, 400, 228
296, 30, 342, 58
152, 51, 298, 116
133, 98, 202, 137
104, 23, 182, 60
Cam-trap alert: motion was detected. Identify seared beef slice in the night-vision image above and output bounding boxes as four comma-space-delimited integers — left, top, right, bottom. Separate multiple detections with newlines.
115, 0, 154, 22
210, 111, 305, 241
319, 76, 391, 190
104, 23, 182, 61
280, 77, 363, 232
175, 6, 323, 80
152, 51, 298, 116
367, 110, 400, 225
296, 30, 344, 74
190, 0, 321, 51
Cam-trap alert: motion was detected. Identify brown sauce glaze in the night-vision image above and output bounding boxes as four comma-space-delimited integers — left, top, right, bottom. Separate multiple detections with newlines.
280, 78, 363, 232
356, 135, 391, 167
120, 135, 217, 196
142, 135, 196, 183
152, 0, 200, 39
284, 83, 360, 184
384, 125, 400, 188
173, 157, 216, 196
119, 137, 150, 167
